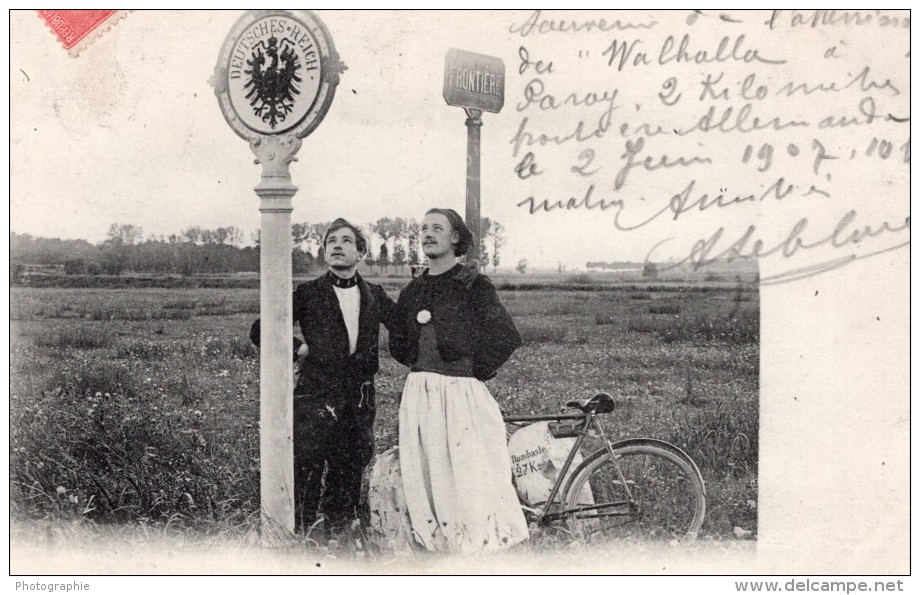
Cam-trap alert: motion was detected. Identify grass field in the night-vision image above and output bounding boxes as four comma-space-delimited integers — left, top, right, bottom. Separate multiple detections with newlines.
9, 277, 759, 557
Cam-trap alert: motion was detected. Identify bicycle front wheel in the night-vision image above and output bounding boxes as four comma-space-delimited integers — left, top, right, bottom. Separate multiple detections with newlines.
562, 442, 705, 542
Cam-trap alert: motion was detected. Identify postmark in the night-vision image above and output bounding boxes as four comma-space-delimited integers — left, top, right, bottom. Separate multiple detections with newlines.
37, 9, 130, 57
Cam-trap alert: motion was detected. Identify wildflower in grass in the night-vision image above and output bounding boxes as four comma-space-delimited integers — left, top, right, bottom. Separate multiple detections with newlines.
56, 486, 66, 496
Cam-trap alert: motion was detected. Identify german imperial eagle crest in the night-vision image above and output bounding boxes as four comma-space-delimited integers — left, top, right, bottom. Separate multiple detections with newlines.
243, 36, 302, 130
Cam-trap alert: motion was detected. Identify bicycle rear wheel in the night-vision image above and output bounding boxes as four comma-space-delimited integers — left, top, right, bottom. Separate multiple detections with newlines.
562, 442, 705, 542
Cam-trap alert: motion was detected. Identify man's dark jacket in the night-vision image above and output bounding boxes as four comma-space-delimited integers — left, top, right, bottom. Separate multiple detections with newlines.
249, 272, 396, 530
250, 272, 396, 400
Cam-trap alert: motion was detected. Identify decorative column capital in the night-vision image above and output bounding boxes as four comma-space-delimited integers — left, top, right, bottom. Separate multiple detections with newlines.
464, 107, 483, 127
250, 134, 302, 180
250, 135, 301, 209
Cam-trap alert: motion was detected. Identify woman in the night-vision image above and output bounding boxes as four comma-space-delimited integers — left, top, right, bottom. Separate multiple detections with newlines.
389, 208, 528, 553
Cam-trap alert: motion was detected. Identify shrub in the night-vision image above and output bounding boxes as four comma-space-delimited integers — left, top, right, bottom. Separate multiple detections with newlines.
63, 259, 86, 275
659, 310, 759, 345
626, 318, 662, 334
13, 360, 258, 525
516, 321, 588, 345
678, 363, 707, 406
114, 340, 169, 360
85, 306, 193, 321
519, 324, 568, 344
11, 390, 254, 524
35, 327, 112, 350
564, 273, 594, 285
594, 313, 617, 325
504, 295, 584, 317
223, 336, 258, 360
671, 400, 758, 479
47, 360, 139, 401
195, 301, 260, 316
160, 372, 204, 407
648, 303, 681, 315
162, 299, 198, 311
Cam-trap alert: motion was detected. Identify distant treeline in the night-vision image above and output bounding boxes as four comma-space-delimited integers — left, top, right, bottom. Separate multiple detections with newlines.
11, 227, 261, 278
11, 217, 508, 279
585, 261, 642, 271
587, 258, 758, 279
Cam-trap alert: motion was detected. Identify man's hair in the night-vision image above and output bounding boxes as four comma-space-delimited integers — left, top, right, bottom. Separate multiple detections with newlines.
323, 218, 367, 254
425, 208, 473, 256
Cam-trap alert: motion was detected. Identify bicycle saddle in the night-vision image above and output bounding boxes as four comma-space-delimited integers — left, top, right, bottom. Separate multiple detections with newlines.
565, 392, 617, 414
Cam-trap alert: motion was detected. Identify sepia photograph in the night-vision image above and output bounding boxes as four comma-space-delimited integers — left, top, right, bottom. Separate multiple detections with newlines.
8, 9, 909, 577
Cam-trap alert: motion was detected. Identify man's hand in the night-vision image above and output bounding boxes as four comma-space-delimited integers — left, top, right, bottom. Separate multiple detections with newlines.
292, 337, 308, 364
296, 342, 309, 368
455, 259, 480, 290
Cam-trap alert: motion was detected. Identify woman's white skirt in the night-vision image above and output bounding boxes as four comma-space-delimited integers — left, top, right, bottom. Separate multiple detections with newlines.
398, 371, 529, 553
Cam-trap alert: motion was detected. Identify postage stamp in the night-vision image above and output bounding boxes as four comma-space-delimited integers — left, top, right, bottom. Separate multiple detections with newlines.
37, 9, 129, 56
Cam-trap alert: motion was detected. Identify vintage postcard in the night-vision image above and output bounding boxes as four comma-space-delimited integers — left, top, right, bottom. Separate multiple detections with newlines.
8, 9, 909, 576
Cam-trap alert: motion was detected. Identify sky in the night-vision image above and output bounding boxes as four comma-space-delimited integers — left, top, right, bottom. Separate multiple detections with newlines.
9, 9, 911, 274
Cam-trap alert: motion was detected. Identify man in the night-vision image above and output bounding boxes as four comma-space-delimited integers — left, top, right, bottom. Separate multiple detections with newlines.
250, 218, 395, 535
388, 208, 528, 553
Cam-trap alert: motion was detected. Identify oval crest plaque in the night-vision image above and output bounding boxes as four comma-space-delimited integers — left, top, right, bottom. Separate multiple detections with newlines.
213, 10, 343, 139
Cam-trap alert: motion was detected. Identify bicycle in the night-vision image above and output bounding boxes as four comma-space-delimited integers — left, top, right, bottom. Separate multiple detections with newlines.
503, 391, 706, 542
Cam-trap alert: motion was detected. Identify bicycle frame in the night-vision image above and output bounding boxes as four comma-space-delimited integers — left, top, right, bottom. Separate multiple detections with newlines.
504, 409, 634, 524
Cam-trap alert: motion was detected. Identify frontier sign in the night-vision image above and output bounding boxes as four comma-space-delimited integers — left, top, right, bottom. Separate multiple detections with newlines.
443, 48, 505, 113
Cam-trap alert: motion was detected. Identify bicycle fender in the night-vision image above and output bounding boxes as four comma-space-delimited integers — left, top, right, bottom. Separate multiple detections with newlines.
608, 438, 707, 496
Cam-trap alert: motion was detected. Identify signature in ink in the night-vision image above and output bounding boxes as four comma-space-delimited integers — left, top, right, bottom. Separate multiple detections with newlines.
648, 210, 910, 285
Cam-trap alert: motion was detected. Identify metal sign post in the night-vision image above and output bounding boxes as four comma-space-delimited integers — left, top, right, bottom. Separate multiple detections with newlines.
444, 49, 504, 265
212, 10, 343, 544
464, 108, 482, 262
